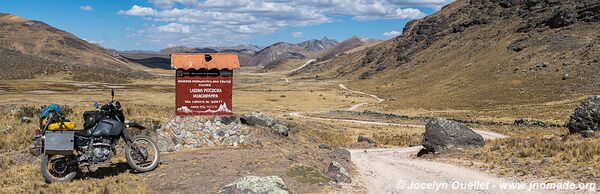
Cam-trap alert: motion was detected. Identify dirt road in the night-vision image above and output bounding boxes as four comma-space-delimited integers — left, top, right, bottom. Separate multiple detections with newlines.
290, 59, 316, 73
289, 83, 554, 193
350, 146, 559, 194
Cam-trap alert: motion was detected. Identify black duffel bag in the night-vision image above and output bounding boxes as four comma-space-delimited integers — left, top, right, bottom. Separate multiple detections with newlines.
83, 111, 103, 129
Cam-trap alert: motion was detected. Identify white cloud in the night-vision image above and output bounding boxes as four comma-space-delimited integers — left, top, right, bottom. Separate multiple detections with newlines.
291, 32, 303, 38
157, 23, 192, 33
117, 5, 157, 16
149, 0, 198, 9
117, 0, 454, 47
383, 30, 402, 38
79, 5, 93, 11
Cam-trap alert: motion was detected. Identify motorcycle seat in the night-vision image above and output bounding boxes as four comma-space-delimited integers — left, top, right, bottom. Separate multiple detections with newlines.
74, 128, 93, 137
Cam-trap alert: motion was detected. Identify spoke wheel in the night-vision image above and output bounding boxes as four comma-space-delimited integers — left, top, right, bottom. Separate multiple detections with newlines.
124, 135, 160, 172
40, 154, 77, 183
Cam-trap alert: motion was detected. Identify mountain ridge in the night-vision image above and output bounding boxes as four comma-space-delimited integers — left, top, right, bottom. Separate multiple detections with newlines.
293, 0, 600, 109
0, 13, 150, 82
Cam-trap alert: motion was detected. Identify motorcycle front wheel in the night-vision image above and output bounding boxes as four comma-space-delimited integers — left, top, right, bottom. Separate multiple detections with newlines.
40, 154, 77, 183
124, 135, 160, 172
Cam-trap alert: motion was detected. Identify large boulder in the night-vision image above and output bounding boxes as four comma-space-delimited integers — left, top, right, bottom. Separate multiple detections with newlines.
326, 161, 351, 183
568, 96, 600, 134
241, 112, 289, 136
422, 118, 484, 153
218, 176, 289, 194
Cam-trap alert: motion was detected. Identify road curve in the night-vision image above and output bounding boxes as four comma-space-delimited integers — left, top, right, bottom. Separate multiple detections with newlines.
290, 59, 316, 73
350, 147, 558, 194
339, 84, 384, 102
289, 84, 544, 193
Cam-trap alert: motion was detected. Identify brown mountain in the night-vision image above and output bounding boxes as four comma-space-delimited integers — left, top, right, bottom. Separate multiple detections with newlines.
294, 0, 600, 111
246, 38, 338, 67
0, 13, 149, 82
317, 36, 382, 62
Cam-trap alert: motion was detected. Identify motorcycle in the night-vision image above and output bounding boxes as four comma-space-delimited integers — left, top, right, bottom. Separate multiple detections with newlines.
31, 90, 160, 183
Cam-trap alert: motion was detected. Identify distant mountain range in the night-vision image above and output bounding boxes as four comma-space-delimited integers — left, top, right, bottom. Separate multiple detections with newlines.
156, 37, 340, 67
123, 36, 375, 69
0, 12, 382, 79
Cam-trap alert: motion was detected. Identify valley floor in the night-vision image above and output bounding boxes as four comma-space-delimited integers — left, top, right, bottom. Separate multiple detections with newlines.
1, 62, 599, 193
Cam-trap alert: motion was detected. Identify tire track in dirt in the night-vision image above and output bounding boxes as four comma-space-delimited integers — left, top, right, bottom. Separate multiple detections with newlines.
287, 84, 548, 193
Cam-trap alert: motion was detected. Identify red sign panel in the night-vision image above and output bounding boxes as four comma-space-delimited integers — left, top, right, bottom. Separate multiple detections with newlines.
175, 71, 233, 116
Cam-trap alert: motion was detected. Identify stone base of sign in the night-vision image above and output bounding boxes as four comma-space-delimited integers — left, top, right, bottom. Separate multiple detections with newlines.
157, 115, 256, 152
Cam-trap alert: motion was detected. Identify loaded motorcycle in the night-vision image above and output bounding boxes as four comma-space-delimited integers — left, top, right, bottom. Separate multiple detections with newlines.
31, 90, 160, 183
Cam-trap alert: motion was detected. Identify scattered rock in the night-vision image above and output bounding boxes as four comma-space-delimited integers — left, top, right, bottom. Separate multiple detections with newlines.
241, 112, 289, 137
421, 118, 484, 154
581, 130, 595, 138
220, 116, 237, 125
280, 95, 286, 98
272, 124, 289, 137
326, 161, 351, 183
562, 73, 570, 80
568, 96, 600, 134
490, 145, 500, 152
546, 7, 577, 28
507, 38, 536, 52
533, 62, 549, 71
318, 144, 331, 150
218, 176, 289, 194
357, 135, 375, 144
20, 116, 33, 124
514, 118, 550, 127
330, 149, 351, 161
541, 157, 552, 165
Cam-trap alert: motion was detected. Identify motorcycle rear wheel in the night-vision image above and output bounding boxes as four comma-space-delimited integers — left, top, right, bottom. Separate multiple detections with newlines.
40, 154, 77, 183
124, 135, 160, 172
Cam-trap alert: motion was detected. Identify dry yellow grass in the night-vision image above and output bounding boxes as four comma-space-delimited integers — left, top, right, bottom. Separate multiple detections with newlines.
435, 125, 600, 186
0, 66, 419, 193
0, 164, 148, 193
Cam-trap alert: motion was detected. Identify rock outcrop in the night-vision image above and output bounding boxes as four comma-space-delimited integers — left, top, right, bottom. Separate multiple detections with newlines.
568, 96, 600, 134
326, 161, 351, 183
422, 118, 484, 153
241, 112, 289, 136
357, 135, 375, 144
218, 176, 289, 194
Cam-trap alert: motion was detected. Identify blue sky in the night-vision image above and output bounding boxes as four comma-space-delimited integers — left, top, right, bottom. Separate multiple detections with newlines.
0, 0, 452, 51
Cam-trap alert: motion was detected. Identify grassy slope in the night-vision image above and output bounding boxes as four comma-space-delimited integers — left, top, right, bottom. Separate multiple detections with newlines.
293, 0, 600, 123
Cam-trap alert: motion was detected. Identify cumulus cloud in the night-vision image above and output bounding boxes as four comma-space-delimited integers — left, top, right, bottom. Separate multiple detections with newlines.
79, 5, 93, 11
117, 5, 157, 16
117, 0, 454, 46
383, 30, 402, 38
157, 23, 192, 33
291, 32, 303, 38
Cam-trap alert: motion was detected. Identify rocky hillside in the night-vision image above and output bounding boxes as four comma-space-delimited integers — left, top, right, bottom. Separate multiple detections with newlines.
246, 38, 338, 67
0, 13, 150, 82
317, 36, 382, 61
296, 0, 600, 109
296, 37, 338, 52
